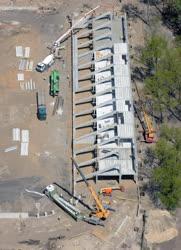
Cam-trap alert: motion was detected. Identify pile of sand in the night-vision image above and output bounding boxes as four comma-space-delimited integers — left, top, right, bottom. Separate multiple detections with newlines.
145, 209, 178, 244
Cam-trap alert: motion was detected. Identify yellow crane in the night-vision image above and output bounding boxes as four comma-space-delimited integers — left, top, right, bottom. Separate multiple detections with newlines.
72, 158, 110, 220
133, 81, 155, 143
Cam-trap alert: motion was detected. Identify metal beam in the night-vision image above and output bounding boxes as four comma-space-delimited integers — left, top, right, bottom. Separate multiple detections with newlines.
78, 150, 119, 167
74, 144, 97, 154
77, 21, 111, 38
94, 12, 112, 21
75, 85, 93, 93
74, 110, 117, 129
96, 75, 114, 84
78, 43, 112, 58
79, 63, 113, 81
78, 32, 112, 49
76, 165, 119, 181
74, 98, 115, 117
74, 135, 119, 154
78, 53, 113, 70
75, 123, 117, 142
75, 87, 114, 105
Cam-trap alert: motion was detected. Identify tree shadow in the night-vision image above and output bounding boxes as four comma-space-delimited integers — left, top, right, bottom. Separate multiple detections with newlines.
142, 0, 181, 35
141, 181, 163, 209
167, 108, 181, 122
122, 4, 149, 25
161, 7, 181, 35
53, 182, 93, 211
131, 66, 148, 82
19, 239, 40, 245
138, 147, 164, 209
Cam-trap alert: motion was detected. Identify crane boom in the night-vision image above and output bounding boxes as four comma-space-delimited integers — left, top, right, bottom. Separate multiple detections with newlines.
53, 5, 100, 48
72, 158, 110, 219
133, 81, 155, 143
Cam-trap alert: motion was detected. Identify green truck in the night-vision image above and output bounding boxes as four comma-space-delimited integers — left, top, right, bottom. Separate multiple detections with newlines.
50, 70, 60, 97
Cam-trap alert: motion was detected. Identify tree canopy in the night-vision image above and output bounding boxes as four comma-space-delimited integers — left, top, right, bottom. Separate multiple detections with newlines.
141, 35, 168, 72
141, 35, 181, 121
151, 125, 181, 210
164, 0, 181, 33
145, 0, 181, 33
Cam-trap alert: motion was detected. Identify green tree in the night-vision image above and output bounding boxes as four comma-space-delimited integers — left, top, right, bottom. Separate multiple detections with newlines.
141, 35, 168, 73
164, 0, 181, 33
143, 0, 181, 33
144, 46, 181, 120
152, 125, 181, 210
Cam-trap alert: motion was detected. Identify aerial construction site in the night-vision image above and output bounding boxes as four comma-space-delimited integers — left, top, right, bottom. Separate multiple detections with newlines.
0, 0, 180, 250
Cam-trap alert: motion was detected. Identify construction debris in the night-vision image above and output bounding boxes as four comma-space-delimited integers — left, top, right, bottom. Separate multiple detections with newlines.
17, 73, 24, 81
24, 47, 30, 58
20, 130, 29, 156
19, 59, 26, 70
12, 128, 20, 141
16, 46, 31, 58
28, 60, 34, 71
4, 146, 17, 153
21, 130, 29, 143
20, 80, 36, 91
19, 59, 34, 71
20, 142, 29, 156
16, 46, 23, 57
52, 95, 64, 116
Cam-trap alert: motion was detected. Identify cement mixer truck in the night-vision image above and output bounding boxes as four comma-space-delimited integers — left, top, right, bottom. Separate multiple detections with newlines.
36, 54, 55, 72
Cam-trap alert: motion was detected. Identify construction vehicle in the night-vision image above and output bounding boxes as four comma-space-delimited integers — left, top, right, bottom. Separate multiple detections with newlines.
99, 185, 125, 196
36, 54, 55, 72
50, 70, 60, 97
37, 6, 100, 71
133, 81, 155, 143
37, 90, 47, 121
44, 184, 103, 226
51, 6, 100, 49
72, 158, 110, 220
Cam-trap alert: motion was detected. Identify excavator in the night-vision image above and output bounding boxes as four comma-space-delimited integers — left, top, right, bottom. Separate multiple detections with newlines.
133, 81, 155, 143
72, 158, 110, 220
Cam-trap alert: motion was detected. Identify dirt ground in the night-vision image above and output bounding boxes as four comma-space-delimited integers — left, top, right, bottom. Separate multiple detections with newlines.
0, 9, 72, 213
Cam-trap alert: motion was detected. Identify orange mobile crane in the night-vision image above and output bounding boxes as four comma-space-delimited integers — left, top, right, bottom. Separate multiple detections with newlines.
72, 158, 110, 220
133, 81, 155, 143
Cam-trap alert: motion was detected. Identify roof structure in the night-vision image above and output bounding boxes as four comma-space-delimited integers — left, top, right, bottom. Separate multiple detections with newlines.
72, 12, 138, 183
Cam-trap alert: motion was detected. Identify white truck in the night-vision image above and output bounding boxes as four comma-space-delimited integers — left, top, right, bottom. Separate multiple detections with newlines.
36, 54, 55, 72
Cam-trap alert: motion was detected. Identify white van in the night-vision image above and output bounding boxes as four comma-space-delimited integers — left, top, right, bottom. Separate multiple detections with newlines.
36, 54, 55, 72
